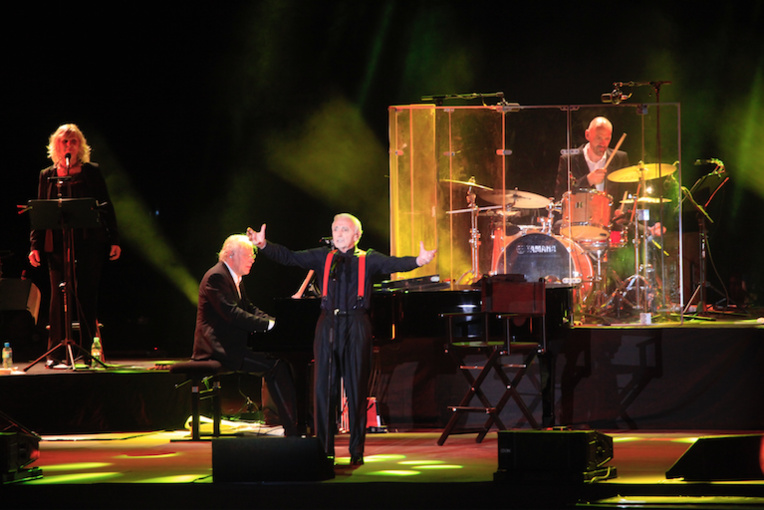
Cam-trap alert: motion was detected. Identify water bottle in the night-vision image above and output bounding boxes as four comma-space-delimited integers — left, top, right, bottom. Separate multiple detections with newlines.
91, 337, 103, 368
2, 342, 12, 370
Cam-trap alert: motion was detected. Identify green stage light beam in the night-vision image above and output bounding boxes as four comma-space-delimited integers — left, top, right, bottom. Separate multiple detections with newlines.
90, 134, 199, 305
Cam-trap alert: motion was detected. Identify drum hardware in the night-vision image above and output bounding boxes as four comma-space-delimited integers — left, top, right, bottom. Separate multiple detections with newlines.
606, 161, 677, 320
442, 176, 492, 285
539, 201, 559, 235
594, 272, 657, 320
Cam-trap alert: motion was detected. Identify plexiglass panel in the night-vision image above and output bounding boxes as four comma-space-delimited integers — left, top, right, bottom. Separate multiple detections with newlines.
388, 103, 682, 325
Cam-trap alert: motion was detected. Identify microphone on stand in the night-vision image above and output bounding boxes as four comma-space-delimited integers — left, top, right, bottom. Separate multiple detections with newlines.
65, 153, 71, 171
694, 158, 726, 175
601, 89, 632, 104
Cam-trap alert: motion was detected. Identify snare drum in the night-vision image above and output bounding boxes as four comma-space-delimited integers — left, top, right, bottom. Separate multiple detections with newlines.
491, 233, 593, 302
561, 189, 612, 244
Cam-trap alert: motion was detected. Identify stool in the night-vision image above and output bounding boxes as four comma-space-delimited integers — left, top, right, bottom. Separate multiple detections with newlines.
170, 360, 224, 440
438, 279, 547, 445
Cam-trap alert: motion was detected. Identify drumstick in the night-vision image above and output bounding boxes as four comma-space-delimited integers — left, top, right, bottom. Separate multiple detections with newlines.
603, 133, 627, 171
619, 191, 628, 215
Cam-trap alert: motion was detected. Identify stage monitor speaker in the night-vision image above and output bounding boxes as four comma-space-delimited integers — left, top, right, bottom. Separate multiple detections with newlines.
666, 434, 764, 481
495, 430, 616, 483
0, 278, 41, 324
212, 436, 334, 482
0, 431, 42, 484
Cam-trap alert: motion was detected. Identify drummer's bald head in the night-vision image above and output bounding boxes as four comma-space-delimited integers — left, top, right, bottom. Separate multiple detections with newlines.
587, 116, 613, 132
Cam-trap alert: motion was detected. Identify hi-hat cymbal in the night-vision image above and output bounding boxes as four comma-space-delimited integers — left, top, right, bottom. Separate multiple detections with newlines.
479, 208, 523, 218
608, 163, 676, 182
439, 178, 493, 191
479, 189, 551, 209
620, 197, 673, 204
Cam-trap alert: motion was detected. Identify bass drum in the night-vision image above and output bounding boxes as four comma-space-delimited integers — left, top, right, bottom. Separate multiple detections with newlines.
491, 233, 593, 302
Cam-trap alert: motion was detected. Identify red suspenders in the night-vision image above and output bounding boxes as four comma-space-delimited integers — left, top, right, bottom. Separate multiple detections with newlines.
322, 249, 366, 299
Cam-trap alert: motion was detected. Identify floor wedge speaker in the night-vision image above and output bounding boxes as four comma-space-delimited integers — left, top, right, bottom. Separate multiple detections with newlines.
212, 436, 334, 482
666, 434, 764, 481
495, 430, 616, 483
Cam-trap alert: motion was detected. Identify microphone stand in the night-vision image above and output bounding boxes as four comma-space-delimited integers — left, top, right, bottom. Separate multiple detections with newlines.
680, 165, 729, 317
23, 196, 104, 371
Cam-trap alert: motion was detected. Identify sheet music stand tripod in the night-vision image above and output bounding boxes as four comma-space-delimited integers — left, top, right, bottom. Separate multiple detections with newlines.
23, 198, 106, 371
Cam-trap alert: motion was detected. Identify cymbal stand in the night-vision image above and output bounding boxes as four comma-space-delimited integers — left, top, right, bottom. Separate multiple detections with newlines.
601, 166, 656, 321
457, 185, 482, 285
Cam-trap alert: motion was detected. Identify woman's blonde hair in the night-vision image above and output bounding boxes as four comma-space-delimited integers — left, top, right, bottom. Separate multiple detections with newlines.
47, 124, 91, 165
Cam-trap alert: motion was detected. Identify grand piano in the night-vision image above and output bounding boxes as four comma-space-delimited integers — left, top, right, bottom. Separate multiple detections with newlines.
250, 274, 573, 431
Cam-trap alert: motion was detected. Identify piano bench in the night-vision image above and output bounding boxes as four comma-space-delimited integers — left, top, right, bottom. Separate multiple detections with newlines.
170, 360, 224, 441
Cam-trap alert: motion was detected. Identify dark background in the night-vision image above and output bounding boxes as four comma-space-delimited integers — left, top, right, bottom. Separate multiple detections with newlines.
2, 1, 763, 357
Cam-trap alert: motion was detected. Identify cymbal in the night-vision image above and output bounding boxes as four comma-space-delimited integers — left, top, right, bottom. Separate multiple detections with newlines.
479, 208, 523, 218
439, 178, 493, 191
479, 189, 551, 209
608, 163, 677, 182
620, 197, 672, 204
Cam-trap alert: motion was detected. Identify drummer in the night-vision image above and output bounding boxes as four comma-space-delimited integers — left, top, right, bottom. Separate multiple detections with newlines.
554, 115, 665, 239
554, 116, 629, 202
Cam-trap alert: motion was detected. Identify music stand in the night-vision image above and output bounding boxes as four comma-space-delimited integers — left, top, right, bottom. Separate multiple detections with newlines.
23, 198, 105, 371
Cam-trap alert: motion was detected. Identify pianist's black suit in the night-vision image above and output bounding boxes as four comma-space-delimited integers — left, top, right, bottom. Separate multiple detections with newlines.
192, 260, 299, 436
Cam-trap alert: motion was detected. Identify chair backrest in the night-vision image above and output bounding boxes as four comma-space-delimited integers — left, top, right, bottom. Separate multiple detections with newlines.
481, 276, 545, 315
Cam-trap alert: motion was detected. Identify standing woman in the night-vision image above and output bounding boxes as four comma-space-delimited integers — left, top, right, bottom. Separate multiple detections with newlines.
28, 124, 121, 367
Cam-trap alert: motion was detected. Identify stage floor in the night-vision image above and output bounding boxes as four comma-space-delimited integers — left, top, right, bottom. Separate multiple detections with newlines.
4, 429, 764, 509
3, 316, 764, 508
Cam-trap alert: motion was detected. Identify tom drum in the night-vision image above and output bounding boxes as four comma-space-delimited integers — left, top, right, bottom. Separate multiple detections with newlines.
561, 189, 612, 244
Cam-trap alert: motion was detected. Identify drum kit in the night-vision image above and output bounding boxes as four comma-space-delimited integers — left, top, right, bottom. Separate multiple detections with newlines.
443, 161, 677, 322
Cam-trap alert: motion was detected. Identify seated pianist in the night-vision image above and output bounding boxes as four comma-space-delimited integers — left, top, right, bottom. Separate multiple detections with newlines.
191, 233, 300, 437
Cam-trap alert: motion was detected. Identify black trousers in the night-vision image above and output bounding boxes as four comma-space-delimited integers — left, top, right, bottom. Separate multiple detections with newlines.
313, 311, 372, 458
46, 240, 107, 354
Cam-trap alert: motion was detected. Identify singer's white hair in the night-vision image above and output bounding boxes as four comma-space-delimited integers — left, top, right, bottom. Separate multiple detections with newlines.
334, 213, 363, 238
46, 124, 92, 165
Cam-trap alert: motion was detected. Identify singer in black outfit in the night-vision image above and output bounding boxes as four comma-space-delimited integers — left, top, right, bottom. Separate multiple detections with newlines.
28, 124, 121, 367
249, 214, 436, 465
192, 234, 299, 437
